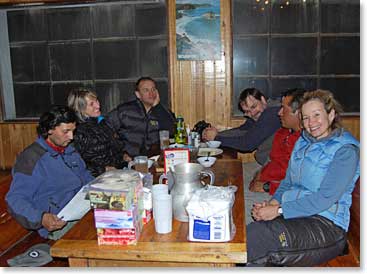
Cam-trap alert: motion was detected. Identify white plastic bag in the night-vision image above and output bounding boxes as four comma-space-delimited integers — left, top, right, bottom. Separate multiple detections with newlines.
186, 185, 237, 242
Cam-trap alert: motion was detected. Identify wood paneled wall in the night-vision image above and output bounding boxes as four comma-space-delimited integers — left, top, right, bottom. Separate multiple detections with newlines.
0, 0, 361, 169
0, 123, 38, 169
168, 0, 236, 130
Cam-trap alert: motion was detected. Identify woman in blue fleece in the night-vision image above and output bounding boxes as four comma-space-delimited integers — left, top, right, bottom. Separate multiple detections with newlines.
246, 89, 360, 266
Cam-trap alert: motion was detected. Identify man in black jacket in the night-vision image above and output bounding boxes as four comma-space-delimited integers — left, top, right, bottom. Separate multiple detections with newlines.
107, 77, 176, 158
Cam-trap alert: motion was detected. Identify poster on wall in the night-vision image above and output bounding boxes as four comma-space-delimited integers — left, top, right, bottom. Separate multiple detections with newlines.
176, 0, 221, 60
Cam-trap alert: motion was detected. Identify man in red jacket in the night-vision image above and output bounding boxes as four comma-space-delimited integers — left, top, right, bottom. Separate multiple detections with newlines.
249, 88, 305, 195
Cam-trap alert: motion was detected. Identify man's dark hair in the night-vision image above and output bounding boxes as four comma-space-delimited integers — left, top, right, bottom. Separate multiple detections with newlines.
238, 88, 266, 113
37, 105, 77, 139
135, 76, 157, 91
281, 88, 306, 113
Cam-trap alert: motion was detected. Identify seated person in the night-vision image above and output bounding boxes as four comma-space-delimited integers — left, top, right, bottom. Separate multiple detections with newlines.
203, 88, 281, 165
247, 89, 360, 266
6, 106, 94, 239
107, 77, 176, 157
68, 88, 129, 177
249, 88, 305, 195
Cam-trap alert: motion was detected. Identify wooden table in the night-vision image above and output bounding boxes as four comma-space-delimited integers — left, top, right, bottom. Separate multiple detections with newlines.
50, 159, 247, 267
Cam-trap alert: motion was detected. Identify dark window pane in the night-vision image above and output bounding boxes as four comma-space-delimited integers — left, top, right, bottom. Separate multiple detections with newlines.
139, 39, 168, 77
52, 82, 95, 106
47, 8, 91, 40
50, 43, 92, 80
155, 80, 169, 109
232, 0, 269, 35
136, 4, 167, 36
271, 78, 317, 98
320, 78, 360, 113
94, 40, 137, 79
233, 77, 269, 116
233, 38, 268, 76
14, 84, 51, 117
92, 5, 135, 38
8, 9, 48, 42
271, 37, 317, 75
271, 0, 318, 34
95, 81, 136, 114
321, 0, 360, 33
321, 37, 360, 75
10, 45, 49, 82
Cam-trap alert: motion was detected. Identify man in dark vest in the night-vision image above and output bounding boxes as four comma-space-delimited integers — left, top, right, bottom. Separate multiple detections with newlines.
107, 77, 176, 158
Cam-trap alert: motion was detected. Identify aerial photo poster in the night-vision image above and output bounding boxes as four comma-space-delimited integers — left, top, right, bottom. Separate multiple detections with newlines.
176, 0, 221, 60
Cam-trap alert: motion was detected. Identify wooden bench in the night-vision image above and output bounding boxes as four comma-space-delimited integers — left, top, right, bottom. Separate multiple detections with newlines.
0, 174, 68, 267
318, 178, 360, 267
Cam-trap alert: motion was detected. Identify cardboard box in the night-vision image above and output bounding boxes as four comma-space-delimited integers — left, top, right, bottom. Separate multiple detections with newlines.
96, 227, 141, 245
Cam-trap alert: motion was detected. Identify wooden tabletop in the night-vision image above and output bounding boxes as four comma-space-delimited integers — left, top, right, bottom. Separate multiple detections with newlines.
51, 159, 246, 267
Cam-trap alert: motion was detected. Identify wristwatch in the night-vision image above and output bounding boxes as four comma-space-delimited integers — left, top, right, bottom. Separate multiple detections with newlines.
278, 206, 283, 215
262, 182, 270, 192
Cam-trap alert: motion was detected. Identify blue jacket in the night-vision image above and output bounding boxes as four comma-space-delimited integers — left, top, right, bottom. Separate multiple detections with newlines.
6, 137, 94, 238
215, 105, 281, 152
273, 129, 360, 231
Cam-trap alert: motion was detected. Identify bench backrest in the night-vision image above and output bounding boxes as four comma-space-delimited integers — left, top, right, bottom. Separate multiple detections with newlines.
0, 175, 30, 255
348, 177, 360, 259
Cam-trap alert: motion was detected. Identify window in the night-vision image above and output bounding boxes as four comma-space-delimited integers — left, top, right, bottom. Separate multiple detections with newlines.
232, 0, 360, 116
0, 0, 168, 120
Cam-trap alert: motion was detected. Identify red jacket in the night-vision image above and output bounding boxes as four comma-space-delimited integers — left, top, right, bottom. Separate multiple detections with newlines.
259, 128, 301, 195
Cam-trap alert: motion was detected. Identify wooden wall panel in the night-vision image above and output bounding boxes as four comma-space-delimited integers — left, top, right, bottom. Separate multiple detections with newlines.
0, 123, 37, 169
168, 0, 233, 130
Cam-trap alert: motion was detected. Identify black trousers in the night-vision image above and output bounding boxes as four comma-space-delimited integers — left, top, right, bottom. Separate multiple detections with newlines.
247, 215, 347, 266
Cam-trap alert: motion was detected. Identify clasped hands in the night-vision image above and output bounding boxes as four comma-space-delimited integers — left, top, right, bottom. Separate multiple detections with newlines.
251, 199, 281, 222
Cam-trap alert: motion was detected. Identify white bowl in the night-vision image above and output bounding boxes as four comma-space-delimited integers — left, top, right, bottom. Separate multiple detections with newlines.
197, 156, 217, 167
206, 141, 221, 148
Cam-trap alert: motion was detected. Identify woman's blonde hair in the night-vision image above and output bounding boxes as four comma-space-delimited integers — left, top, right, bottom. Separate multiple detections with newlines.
299, 89, 343, 130
67, 88, 98, 122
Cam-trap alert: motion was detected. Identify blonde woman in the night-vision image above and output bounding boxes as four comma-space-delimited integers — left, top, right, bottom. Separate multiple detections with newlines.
68, 88, 129, 177
247, 89, 360, 266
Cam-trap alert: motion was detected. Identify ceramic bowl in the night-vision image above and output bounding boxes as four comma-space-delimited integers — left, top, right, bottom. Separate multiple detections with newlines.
197, 156, 217, 168
206, 141, 221, 148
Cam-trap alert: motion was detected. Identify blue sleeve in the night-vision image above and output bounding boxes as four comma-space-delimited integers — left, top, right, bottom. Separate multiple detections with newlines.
77, 154, 95, 184
215, 106, 281, 152
6, 171, 44, 229
271, 162, 294, 203
282, 145, 359, 218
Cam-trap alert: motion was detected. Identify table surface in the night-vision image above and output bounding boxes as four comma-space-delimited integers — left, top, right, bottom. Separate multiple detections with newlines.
50, 158, 246, 267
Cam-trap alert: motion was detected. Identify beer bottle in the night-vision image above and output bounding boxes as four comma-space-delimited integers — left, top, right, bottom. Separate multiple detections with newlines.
174, 115, 187, 144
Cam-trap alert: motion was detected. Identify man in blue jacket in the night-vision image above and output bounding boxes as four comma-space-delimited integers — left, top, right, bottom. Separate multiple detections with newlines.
6, 105, 94, 239
203, 88, 281, 165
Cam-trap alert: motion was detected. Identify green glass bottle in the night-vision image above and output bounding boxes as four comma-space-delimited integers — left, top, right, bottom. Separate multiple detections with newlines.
174, 115, 187, 144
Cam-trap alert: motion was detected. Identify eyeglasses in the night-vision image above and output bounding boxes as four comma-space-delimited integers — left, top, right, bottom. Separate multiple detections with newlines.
139, 87, 157, 93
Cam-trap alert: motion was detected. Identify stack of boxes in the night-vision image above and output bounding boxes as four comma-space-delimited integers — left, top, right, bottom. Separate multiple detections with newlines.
88, 170, 144, 245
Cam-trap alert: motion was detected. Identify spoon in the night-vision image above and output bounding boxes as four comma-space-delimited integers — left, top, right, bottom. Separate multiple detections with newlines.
205, 152, 210, 161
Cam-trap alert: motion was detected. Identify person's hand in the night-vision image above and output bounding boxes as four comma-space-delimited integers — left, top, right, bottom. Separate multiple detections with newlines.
251, 200, 270, 220
123, 152, 132, 162
249, 179, 265, 192
105, 166, 116, 172
202, 127, 218, 141
152, 91, 160, 107
42, 213, 66, 232
252, 205, 280, 221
